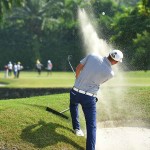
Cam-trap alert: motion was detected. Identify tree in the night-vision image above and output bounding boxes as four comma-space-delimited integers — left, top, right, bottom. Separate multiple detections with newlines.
110, 0, 150, 70
91, 0, 119, 40
114, 0, 140, 7
0, 0, 23, 21
8, 0, 65, 33
1, 0, 149, 70
132, 31, 150, 70
5, 0, 65, 64
0, 0, 85, 70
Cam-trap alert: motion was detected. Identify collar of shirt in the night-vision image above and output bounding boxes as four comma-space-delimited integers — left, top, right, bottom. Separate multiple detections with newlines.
104, 57, 112, 67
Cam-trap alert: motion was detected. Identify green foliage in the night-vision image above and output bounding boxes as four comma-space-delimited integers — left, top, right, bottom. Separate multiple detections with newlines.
132, 31, 150, 70
92, 0, 117, 17
0, 0, 150, 71
8, 0, 64, 34
143, 0, 150, 7
0, 0, 23, 21
0, 27, 35, 69
110, 0, 150, 70
92, 0, 118, 40
115, 0, 140, 7
0, 0, 83, 70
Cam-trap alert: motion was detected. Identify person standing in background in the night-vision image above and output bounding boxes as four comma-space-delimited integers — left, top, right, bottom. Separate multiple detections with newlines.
8, 61, 13, 77
17, 62, 23, 78
36, 59, 43, 76
47, 60, 53, 76
4, 65, 8, 78
13, 63, 18, 78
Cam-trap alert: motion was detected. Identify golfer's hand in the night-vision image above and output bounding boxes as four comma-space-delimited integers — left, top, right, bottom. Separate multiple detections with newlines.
75, 74, 78, 79
75, 63, 84, 78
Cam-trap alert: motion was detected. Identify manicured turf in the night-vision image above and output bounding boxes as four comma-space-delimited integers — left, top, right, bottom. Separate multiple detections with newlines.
0, 71, 75, 88
0, 94, 86, 150
0, 71, 150, 88
0, 71, 150, 149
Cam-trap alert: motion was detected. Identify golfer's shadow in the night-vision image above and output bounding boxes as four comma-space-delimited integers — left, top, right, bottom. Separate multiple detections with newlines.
21, 120, 84, 149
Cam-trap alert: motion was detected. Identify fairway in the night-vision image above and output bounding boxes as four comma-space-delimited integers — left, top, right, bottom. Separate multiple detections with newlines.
0, 71, 150, 149
0, 71, 75, 88
0, 71, 150, 88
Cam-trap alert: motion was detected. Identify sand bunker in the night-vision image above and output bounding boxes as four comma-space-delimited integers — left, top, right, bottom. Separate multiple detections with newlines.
96, 127, 150, 150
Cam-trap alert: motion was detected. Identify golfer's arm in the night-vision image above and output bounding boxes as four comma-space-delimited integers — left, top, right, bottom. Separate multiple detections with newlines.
76, 63, 84, 78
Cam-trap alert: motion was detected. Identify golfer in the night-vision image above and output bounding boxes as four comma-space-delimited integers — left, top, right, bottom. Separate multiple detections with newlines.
70, 50, 123, 150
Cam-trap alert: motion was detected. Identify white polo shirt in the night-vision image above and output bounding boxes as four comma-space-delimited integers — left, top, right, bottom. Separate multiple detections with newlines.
74, 54, 114, 94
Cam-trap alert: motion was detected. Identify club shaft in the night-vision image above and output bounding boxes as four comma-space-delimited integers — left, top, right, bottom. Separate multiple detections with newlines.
60, 108, 70, 113
68, 59, 76, 76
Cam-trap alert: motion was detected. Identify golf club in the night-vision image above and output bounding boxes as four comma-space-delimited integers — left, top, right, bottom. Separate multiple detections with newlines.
68, 55, 75, 75
46, 55, 75, 119
59, 55, 76, 113
46, 107, 69, 119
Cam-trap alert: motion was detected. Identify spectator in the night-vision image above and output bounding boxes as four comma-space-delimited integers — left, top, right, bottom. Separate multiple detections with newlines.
47, 60, 53, 76
17, 62, 23, 78
4, 65, 8, 78
36, 59, 43, 75
13, 63, 18, 78
8, 61, 13, 77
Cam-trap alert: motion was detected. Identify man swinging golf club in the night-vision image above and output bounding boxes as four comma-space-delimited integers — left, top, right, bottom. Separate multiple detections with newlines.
70, 50, 123, 150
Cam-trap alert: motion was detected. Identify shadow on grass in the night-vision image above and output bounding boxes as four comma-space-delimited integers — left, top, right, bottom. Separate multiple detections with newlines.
19, 102, 47, 110
0, 88, 70, 99
19, 102, 69, 119
21, 120, 84, 150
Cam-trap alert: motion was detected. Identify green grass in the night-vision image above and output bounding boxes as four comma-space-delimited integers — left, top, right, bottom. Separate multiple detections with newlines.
0, 71, 150, 149
0, 71, 75, 88
0, 94, 85, 150
0, 71, 150, 88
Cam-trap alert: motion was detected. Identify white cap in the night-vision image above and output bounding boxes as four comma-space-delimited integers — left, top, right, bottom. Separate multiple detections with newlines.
109, 50, 123, 62
48, 60, 51, 63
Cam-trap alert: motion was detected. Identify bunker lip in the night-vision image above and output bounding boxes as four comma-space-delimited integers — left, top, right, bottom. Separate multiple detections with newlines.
0, 83, 6, 86
96, 126, 150, 150
0, 87, 70, 100
98, 120, 150, 128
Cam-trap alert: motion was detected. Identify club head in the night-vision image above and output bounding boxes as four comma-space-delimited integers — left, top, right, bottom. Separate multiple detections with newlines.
68, 55, 72, 61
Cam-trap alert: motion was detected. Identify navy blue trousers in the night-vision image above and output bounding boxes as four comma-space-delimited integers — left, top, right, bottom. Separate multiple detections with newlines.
70, 89, 97, 150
